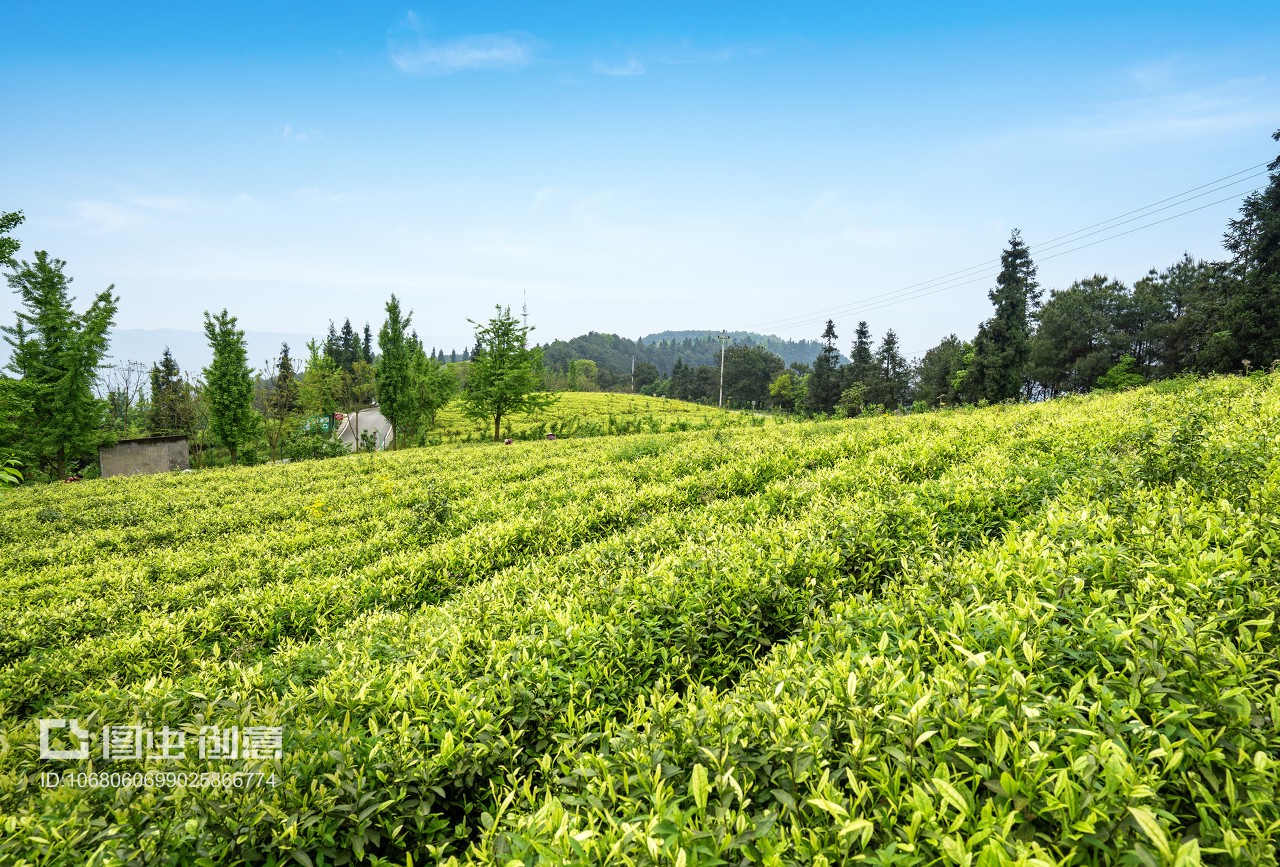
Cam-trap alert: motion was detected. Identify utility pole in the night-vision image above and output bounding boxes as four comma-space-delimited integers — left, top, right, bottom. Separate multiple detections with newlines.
522, 290, 529, 330
718, 331, 729, 409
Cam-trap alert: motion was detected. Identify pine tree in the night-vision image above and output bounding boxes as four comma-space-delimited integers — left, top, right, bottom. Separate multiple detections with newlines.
967, 230, 1039, 402
202, 309, 257, 466
805, 319, 841, 414
868, 329, 910, 409
2, 251, 118, 478
361, 322, 375, 364
338, 319, 358, 372
148, 347, 193, 436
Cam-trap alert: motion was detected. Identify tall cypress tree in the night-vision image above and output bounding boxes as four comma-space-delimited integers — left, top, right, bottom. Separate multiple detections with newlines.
377, 294, 413, 449
202, 309, 256, 466
967, 229, 1039, 402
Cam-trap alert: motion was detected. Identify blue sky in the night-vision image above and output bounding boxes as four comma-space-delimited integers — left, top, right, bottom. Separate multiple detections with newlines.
2, 1, 1278, 365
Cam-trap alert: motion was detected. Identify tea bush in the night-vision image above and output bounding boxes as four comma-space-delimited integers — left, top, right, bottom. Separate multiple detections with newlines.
1, 374, 1277, 865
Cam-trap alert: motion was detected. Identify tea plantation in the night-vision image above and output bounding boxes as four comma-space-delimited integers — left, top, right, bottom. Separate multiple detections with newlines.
1, 374, 1277, 865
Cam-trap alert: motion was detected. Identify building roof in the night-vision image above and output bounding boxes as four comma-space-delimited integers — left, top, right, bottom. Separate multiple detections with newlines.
105, 434, 189, 446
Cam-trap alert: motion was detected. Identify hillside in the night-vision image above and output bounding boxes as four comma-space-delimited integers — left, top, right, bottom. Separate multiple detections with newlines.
539, 330, 831, 376
1, 374, 1278, 864
428, 392, 737, 443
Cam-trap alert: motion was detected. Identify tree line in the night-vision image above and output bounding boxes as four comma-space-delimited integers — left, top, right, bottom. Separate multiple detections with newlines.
0, 217, 551, 480
717, 128, 1280, 416
3, 129, 1276, 477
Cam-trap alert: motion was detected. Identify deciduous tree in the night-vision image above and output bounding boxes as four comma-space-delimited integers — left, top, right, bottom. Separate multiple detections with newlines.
462, 305, 555, 441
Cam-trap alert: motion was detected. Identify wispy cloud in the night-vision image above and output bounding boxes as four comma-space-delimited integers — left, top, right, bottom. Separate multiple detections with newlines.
590, 39, 761, 78
291, 187, 398, 207
805, 189, 925, 249
389, 12, 537, 75
983, 73, 1275, 154
653, 38, 754, 66
69, 201, 148, 233
280, 124, 322, 142
592, 57, 646, 77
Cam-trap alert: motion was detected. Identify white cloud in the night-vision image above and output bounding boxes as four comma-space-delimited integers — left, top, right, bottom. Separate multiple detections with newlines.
69, 201, 147, 233
592, 57, 646, 77
280, 124, 322, 142
983, 75, 1275, 154
389, 18, 538, 76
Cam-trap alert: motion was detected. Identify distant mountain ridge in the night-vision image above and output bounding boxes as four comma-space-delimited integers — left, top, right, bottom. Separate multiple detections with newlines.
539, 330, 834, 376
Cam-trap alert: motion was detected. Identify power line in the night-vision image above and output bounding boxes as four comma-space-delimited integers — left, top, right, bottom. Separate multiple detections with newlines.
741, 161, 1270, 333
760, 186, 1262, 334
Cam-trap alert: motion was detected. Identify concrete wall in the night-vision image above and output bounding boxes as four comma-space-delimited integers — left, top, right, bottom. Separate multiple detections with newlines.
99, 437, 189, 478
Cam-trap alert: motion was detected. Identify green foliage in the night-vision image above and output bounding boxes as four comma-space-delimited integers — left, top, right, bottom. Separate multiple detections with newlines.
258, 342, 301, 462
2, 374, 1280, 865
281, 427, 352, 462
805, 319, 842, 415
300, 338, 344, 415
967, 229, 1039, 402
202, 309, 258, 466
1, 249, 118, 479
1094, 354, 1145, 391
1217, 127, 1280, 371
769, 370, 803, 411
0, 209, 21, 270
376, 294, 413, 449
1028, 273, 1132, 394
147, 347, 196, 436
915, 334, 968, 408
723, 344, 784, 407
461, 305, 557, 441
0, 457, 22, 487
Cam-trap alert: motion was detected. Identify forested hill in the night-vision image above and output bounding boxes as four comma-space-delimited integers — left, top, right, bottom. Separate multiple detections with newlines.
539, 330, 829, 375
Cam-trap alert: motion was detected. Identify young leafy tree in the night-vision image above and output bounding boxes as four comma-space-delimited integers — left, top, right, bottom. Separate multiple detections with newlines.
2, 251, 118, 479
805, 319, 842, 415
258, 342, 300, 462
377, 294, 414, 449
768, 370, 802, 411
202, 309, 257, 466
407, 340, 456, 435
462, 305, 556, 441
301, 338, 344, 416
967, 229, 1040, 402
